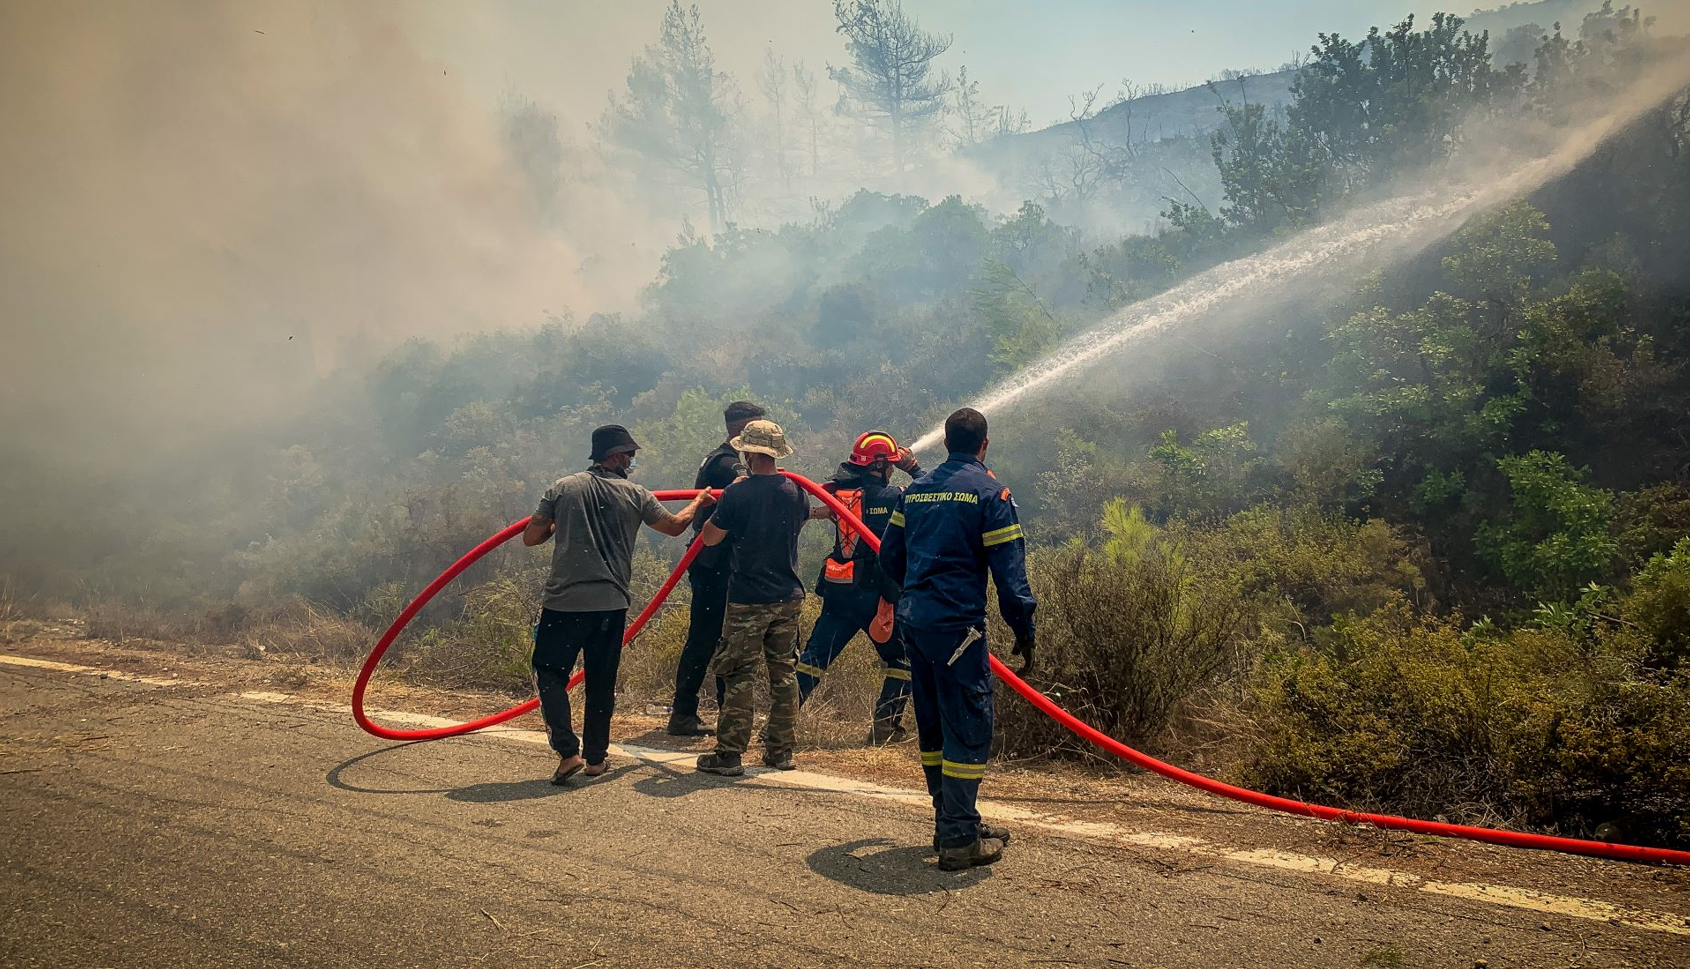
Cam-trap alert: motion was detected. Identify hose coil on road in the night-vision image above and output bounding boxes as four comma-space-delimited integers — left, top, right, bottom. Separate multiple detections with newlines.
352, 473, 1690, 866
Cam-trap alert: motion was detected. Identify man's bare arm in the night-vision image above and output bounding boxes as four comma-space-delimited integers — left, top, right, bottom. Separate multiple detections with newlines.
522, 516, 555, 547
700, 519, 730, 547
647, 492, 715, 538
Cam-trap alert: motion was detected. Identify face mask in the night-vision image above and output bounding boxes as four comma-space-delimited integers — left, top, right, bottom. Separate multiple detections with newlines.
626, 456, 638, 471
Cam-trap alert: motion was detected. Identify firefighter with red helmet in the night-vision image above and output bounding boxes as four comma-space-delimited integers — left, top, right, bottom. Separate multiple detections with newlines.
796, 430, 923, 744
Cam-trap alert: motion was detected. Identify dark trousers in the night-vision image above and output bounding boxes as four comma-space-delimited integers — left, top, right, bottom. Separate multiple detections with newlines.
905, 624, 994, 849
671, 565, 729, 720
796, 587, 911, 727
532, 608, 626, 765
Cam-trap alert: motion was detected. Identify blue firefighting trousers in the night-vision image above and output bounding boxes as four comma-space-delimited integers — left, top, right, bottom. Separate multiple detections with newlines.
904, 623, 993, 849
795, 587, 911, 728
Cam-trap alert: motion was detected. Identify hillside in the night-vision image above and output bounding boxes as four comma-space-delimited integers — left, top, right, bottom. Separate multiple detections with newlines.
960, 0, 1622, 228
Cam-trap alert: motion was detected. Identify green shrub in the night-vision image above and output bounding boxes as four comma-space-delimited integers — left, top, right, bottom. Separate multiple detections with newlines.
1189, 505, 1428, 630
1626, 538, 1690, 666
995, 537, 1249, 758
1614, 484, 1690, 569
1244, 597, 1690, 847
1476, 451, 1618, 601
1544, 665, 1690, 847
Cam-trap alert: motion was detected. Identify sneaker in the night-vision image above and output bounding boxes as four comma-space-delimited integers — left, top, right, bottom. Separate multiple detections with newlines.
937, 837, 1004, 871
866, 721, 909, 746
932, 824, 1010, 853
695, 752, 744, 776
762, 750, 796, 771
667, 714, 714, 737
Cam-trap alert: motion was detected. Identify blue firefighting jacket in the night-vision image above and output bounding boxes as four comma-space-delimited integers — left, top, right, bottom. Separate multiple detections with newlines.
877, 453, 1036, 640
819, 464, 904, 600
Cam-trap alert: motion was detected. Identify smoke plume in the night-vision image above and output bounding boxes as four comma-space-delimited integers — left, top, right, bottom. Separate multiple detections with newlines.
0, 1, 586, 464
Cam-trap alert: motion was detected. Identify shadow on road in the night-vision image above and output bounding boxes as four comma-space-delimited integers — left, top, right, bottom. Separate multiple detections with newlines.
444, 778, 569, 803
327, 742, 607, 801
326, 743, 455, 796
805, 837, 991, 895
630, 758, 720, 799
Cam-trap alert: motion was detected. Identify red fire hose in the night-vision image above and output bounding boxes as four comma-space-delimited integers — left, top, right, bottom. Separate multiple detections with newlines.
353, 473, 1690, 866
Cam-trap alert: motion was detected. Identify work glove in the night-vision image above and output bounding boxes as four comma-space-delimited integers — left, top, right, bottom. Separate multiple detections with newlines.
868, 598, 896, 645
893, 447, 922, 476
1012, 632, 1035, 675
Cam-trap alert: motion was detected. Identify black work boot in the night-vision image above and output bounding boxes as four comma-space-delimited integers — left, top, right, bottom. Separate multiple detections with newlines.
937, 837, 1004, 871
933, 824, 1010, 853
667, 713, 714, 737
865, 720, 909, 746
695, 752, 744, 776
762, 749, 796, 771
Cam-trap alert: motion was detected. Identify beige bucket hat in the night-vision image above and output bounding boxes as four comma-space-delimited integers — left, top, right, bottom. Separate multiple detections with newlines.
730, 419, 794, 459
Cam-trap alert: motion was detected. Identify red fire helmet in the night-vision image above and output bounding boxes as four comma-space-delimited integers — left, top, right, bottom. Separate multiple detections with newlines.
849, 430, 899, 466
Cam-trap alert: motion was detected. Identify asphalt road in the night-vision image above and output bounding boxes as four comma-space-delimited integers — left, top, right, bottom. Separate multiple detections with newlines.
2, 660, 1687, 968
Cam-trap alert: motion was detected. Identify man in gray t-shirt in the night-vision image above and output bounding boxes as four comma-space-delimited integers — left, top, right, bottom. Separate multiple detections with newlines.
522, 424, 713, 783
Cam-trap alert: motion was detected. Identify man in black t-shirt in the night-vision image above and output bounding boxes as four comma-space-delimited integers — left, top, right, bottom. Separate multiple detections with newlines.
694, 420, 811, 776
666, 400, 764, 737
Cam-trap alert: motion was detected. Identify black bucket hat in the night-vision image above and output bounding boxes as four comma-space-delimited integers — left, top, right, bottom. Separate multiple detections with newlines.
590, 424, 641, 461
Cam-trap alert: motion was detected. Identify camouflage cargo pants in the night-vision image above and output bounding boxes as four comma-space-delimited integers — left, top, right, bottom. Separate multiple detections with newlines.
711, 598, 803, 757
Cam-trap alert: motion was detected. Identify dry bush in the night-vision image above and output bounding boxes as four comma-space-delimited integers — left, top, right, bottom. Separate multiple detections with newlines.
235, 601, 381, 662
83, 602, 188, 645
0, 584, 24, 645
995, 543, 1250, 760
36, 599, 80, 622
403, 567, 543, 693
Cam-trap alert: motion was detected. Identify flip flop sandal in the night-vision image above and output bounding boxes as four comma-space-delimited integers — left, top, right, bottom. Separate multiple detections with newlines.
551, 761, 584, 785
582, 761, 610, 778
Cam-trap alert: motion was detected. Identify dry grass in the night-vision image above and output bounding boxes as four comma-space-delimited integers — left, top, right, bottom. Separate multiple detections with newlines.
235, 603, 382, 663
0, 583, 22, 646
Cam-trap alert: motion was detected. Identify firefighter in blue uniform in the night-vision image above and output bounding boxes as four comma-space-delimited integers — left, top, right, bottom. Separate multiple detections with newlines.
796, 431, 924, 744
878, 407, 1036, 871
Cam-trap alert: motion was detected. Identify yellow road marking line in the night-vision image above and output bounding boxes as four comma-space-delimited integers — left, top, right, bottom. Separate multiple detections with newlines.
0, 653, 194, 688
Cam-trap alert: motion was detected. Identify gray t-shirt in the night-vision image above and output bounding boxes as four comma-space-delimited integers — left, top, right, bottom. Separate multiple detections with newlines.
534, 468, 665, 613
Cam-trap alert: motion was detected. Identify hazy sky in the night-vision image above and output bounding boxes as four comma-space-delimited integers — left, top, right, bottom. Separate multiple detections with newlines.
415, 1, 1482, 129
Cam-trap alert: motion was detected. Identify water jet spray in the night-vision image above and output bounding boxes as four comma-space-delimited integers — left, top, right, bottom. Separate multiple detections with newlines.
909, 56, 1690, 453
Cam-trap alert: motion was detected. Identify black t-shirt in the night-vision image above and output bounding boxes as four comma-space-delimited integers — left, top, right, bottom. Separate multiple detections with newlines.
690, 442, 746, 572
709, 474, 810, 604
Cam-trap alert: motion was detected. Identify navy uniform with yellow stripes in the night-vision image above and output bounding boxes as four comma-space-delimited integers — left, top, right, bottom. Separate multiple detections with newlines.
877, 449, 1036, 853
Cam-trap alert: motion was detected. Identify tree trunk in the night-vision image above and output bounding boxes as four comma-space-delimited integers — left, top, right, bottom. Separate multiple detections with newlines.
702, 170, 722, 234
774, 116, 790, 191
891, 103, 903, 173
